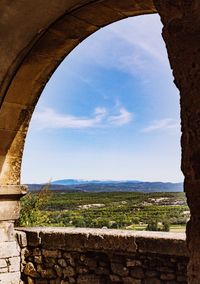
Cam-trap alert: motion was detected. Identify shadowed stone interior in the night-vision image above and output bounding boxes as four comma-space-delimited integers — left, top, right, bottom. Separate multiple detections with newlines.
0, 0, 200, 283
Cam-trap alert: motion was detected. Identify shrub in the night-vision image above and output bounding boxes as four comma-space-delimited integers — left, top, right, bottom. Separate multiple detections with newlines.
16, 183, 53, 227
146, 219, 170, 232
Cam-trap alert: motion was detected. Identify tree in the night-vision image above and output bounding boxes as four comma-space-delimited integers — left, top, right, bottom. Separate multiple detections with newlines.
16, 183, 53, 227
162, 220, 170, 232
146, 220, 158, 231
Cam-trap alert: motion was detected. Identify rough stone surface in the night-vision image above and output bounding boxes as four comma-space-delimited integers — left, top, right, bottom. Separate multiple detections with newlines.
0, 0, 200, 281
0, 186, 27, 221
0, 241, 20, 258
0, 221, 15, 242
152, 0, 200, 282
0, 272, 21, 284
17, 228, 188, 283
0, 220, 21, 283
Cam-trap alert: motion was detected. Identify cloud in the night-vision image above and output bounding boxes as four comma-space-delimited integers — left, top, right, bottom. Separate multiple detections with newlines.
73, 14, 168, 78
142, 118, 179, 133
108, 16, 167, 66
32, 106, 132, 130
108, 107, 133, 126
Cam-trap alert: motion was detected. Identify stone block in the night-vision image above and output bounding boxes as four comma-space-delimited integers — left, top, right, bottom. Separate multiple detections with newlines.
77, 275, 108, 284
63, 252, 75, 266
104, 0, 156, 16
35, 280, 49, 284
157, 266, 174, 272
34, 255, 42, 264
49, 280, 61, 284
76, 265, 88, 274
16, 230, 27, 248
63, 266, 75, 277
0, 259, 7, 268
84, 257, 97, 268
40, 232, 66, 249
160, 272, 175, 280
58, 258, 67, 267
21, 247, 31, 264
144, 278, 161, 284
0, 130, 17, 156
0, 102, 28, 131
0, 200, 20, 221
51, 14, 97, 41
177, 274, 188, 282
9, 256, 20, 272
95, 266, 109, 275
54, 264, 63, 277
27, 277, 34, 284
135, 233, 188, 257
0, 266, 8, 273
130, 267, 145, 279
40, 268, 56, 279
0, 185, 27, 196
44, 257, 56, 268
33, 248, 41, 256
68, 277, 75, 284
145, 270, 158, 277
126, 259, 142, 267
86, 234, 137, 253
0, 222, 15, 242
111, 262, 128, 277
71, 2, 124, 27
39, 229, 137, 252
0, 241, 19, 258
123, 278, 141, 284
110, 274, 121, 282
0, 272, 20, 283
42, 249, 60, 258
23, 262, 39, 278
26, 231, 41, 247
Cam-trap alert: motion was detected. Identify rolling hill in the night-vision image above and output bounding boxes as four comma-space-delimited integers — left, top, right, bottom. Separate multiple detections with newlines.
27, 179, 183, 193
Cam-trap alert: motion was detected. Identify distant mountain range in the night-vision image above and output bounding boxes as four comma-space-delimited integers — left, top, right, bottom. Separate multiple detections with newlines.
27, 179, 183, 193
52, 179, 141, 186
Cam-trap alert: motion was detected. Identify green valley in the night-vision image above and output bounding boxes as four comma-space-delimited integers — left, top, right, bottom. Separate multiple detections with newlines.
17, 189, 189, 233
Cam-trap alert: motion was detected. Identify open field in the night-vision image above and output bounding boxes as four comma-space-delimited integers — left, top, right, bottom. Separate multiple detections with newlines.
18, 190, 189, 232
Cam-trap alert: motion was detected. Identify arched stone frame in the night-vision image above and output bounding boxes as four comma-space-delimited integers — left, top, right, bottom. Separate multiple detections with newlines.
0, 0, 156, 185
0, 0, 200, 283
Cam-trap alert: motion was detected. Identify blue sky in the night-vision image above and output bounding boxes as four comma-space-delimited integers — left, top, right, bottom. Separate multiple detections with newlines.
21, 14, 183, 183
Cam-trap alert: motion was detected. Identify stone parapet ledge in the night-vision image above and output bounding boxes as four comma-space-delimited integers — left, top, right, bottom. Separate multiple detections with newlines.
16, 227, 188, 257
0, 185, 27, 221
0, 185, 27, 197
16, 228, 188, 284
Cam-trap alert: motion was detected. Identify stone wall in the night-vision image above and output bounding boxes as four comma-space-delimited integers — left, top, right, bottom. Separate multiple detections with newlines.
0, 186, 27, 283
0, 222, 20, 284
16, 228, 188, 284
152, 1, 200, 282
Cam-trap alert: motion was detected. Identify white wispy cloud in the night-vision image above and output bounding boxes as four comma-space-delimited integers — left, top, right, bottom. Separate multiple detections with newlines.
108, 17, 167, 66
142, 118, 179, 133
75, 15, 168, 78
108, 107, 133, 126
32, 106, 132, 130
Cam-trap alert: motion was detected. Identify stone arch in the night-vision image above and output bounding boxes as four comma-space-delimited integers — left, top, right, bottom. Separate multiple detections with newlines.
0, 0, 156, 185
1, 1, 200, 282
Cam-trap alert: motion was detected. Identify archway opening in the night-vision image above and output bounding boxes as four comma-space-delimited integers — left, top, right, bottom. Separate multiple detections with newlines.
20, 14, 186, 232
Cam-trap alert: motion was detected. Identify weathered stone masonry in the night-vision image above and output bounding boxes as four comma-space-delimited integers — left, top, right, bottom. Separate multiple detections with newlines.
153, 1, 200, 283
1, 0, 200, 282
0, 186, 26, 283
16, 228, 188, 284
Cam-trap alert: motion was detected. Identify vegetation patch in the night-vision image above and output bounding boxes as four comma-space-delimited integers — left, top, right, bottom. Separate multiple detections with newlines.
17, 187, 189, 232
